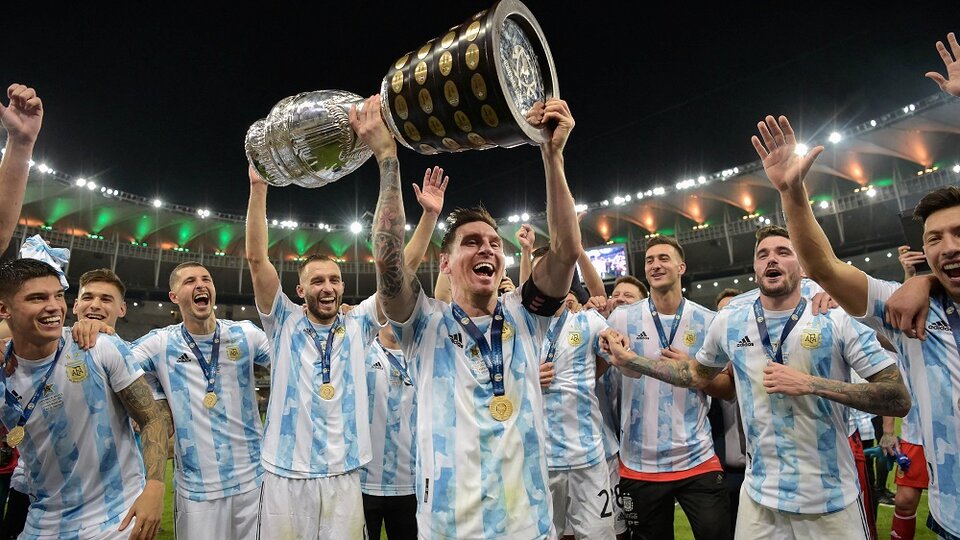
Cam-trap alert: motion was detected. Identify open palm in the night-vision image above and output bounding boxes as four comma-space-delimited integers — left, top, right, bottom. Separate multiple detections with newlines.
926, 32, 960, 97
751, 115, 822, 193
413, 166, 448, 216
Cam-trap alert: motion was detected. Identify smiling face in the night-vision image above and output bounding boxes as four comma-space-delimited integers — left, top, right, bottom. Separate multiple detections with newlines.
610, 281, 644, 310
922, 205, 960, 300
169, 265, 216, 323
440, 220, 505, 305
73, 281, 126, 328
297, 259, 344, 324
644, 243, 686, 293
0, 275, 67, 348
753, 235, 802, 299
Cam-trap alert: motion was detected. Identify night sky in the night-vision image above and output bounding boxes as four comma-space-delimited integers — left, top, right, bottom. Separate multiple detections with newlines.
6, 2, 952, 227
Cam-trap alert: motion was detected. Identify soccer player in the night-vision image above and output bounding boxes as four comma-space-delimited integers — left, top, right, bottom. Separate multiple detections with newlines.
131, 262, 270, 538
599, 224, 910, 539
608, 276, 647, 314
356, 94, 581, 539
0, 84, 43, 256
606, 235, 733, 540
360, 166, 448, 539
751, 61, 959, 535
0, 258, 168, 540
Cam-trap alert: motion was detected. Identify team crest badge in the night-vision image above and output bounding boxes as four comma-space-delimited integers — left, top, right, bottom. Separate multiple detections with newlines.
66, 361, 88, 383
567, 332, 582, 346
683, 330, 697, 347
800, 329, 821, 349
226, 345, 241, 361
334, 326, 346, 338
501, 322, 514, 341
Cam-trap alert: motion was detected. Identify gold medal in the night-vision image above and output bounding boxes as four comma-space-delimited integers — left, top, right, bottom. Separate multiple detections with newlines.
501, 322, 514, 341
203, 392, 218, 409
320, 383, 336, 400
6, 426, 24, 448
489, 395, 513, 422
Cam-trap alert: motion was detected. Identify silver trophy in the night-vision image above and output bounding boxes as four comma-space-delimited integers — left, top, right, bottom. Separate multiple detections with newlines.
245, 0, 559, 188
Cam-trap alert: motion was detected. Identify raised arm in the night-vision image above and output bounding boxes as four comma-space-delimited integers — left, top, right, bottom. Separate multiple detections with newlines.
578, 249, 606, 298
351, 95, 421, 323
404, 166, 447, 274
521, 99, 580, 299
0, 84, 43, 254
245, 166, 281, 314
752, 115, 869, 315
763, 363, 910, 417
117, 377, 170, 539
925, 32, 960, 96
516, 224, 535, 285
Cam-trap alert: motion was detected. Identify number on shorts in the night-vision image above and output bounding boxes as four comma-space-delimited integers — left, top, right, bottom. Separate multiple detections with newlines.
614, 484, 623, 508
598, 489, 613, 518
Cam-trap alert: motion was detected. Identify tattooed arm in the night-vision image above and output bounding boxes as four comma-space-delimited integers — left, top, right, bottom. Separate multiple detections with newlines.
117, 376, 170, 539
350, 96, 422, 323
763, 363, 910, 417
599, 328, 724, 391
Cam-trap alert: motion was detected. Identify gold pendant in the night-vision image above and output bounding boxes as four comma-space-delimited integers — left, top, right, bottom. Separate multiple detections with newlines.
202, 392, 218, 409
6, 426, 24, 447
489, 395, 513, 422
319, 383, 336, 401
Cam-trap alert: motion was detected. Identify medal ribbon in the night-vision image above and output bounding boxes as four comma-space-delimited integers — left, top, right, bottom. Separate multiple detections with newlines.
452, 301, 505, 396
753, 298, 807, 364
303, 316, 343, 385
543, 309, 569, 364
181, 323, 221, 395
1, 338, 66, 431
376, 337, 412, 386
649, 297, 686, 349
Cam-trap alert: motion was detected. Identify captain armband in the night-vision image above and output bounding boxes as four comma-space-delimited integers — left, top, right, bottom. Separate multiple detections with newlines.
520, 278, 565, 316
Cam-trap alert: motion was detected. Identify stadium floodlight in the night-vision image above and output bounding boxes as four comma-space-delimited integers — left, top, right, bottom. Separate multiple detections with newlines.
613, 196, 625, 206
152, 199, 162, 208
86, 181, 97, 190
953, 164, 960, 173
733, 278, 739, 284
75, 178, 87, 187
819, 201, 829, 209
505, 255, 515, 266
508, 215, 519, 223
404, 224, 412, 231
574, 204, 588, 213
865, 188, 876, 198
350, 221, 362, 234
870, 120, 877, 127
520, 212, 530, 221
828, 132, 842, 144
794, 143, 809, 156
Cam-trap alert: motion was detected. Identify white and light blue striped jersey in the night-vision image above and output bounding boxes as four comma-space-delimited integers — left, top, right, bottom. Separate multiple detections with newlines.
259, 287, 377, 478
360, 340, 417, 497
595, 367, 622, 460
900, 401, 923, 445
540, 309, 608, 471
1, 328, 145, 537
390, 289, 554, 540
861, 275, 960, 535
847, 371, 876, 439
132, 319, 270, 501
607, 298, 717, 473
697, 298, 894, 514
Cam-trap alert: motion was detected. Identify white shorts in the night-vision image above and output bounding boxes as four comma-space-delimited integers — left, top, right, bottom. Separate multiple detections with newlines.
607, 455, 627, 535
550, 460, 615, 539
26, 507, 133, 540
734, 484, 870, 540
175, 486, 260, 539
257, 469, 366, 540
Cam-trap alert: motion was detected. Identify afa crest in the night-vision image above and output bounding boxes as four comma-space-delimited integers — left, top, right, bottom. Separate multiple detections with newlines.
226, 345, 241, 361
683, 331, 697, 347
66, 361, 88, 383
800, 330, 821, 350
334, 326, 346, 338
567, 332, 582, 346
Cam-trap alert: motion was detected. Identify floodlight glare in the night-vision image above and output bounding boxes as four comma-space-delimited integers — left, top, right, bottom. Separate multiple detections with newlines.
350, 221, 362, 234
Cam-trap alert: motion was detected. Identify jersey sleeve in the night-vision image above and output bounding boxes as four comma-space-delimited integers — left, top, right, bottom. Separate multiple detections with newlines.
859, 274, 903, 341
695, 313, 730, 369
348, 294, 385, 345
130, 331, 166, 400
95, 335, 145, 394
389, 289, 441, 367
833, 311, 897, 379
586, 310, 611, 358
249, 325, 272, 367
258, 283, 297, 342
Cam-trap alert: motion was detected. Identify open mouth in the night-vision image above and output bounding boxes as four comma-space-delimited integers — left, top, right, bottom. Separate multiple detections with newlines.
650, 272, 666, 280
193, 291, 211, 307
84, 313, 105, 321
764, 268, 783, 279
943, 262, 960, 279
317, 295, 336, 308
473, 262, 495, 278
39, 315, 62, 329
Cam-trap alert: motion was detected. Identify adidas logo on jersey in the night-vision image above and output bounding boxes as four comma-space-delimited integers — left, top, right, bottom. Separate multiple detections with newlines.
449, 333, 463, 348
176, 353, 192, 363
372, 361, 385, 371
637, 331, 650, 341
736, 336, 754, 348
928, 320, 951, 332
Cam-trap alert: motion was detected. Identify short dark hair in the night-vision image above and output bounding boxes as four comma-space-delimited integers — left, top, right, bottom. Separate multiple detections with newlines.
0, 259, 61, 300
439, 206, 499, 254
914, 186, 960, 225
715, 288, 743, 309
169, 262, 206, 290
297, 254, 338, 278
755, 225, 790, 250
79, 268, 126, 299
645, 236, 685, 261
613, 275, 648, 299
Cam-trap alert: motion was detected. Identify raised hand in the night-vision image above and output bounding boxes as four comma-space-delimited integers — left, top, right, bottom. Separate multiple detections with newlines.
516, 224, 535, 252
926, 32, 960, 97
0, 84, 43, 147
349, 95, 397, 162
751, 115, 823, 193
527, 98, 574, 156
248, 164, 268, 187
897, 245, 926, 280
413, 166, 448, 216
583, 295, 610, 317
